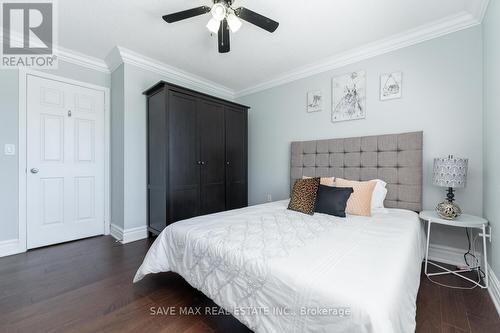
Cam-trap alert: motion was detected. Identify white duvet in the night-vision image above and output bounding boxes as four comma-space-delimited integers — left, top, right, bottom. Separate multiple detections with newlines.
134, 201, 426, 333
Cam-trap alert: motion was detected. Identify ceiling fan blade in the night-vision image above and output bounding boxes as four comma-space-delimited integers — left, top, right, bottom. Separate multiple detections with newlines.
234, 7, 279, 33
218, 19, 230, 53
162, 6, 211, 23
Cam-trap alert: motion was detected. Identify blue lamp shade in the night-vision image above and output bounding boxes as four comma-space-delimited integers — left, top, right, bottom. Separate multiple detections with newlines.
433, 156, 468, 188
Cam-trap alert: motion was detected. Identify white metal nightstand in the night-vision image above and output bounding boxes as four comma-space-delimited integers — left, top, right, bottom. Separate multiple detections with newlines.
419, 210, 491, 289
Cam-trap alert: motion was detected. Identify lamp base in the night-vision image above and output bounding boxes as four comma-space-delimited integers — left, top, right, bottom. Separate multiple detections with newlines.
436, 200, 462, 220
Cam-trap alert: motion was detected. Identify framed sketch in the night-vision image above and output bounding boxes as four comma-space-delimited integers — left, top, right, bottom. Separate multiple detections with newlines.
332, 71, 366, 122
307, 90, 322, 112
380, 72, 402, 100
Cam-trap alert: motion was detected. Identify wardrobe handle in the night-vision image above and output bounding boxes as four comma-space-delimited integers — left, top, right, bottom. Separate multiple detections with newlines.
226, 161, 230, 166
197, 161, 201, 165
201, 161, 206, 165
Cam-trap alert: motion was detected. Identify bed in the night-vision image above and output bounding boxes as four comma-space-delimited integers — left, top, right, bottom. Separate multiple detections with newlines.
134, 131, 425, 333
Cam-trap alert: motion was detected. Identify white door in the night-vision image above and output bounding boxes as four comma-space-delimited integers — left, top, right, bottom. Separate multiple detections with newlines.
27, 75, 105, 249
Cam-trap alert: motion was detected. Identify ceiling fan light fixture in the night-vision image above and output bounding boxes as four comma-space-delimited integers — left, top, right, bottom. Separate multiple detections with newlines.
162, 3, 279, 53
227, 13, 242, 33
211, 3, 226, 21
206, 18, 220, 34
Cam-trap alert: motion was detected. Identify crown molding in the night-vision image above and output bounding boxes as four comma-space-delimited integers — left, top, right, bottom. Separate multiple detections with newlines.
2, 1, 489, 98
104, 46, 123, 73
1, 31, 110, 73
234, 11, 481, 98
57, 46, 110, 73
465, 0, 490, 22
480, 0, 491, 21
105, 46, 235, 100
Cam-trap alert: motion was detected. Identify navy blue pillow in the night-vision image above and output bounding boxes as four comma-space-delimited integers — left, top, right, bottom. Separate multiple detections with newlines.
314, 185, 354, 218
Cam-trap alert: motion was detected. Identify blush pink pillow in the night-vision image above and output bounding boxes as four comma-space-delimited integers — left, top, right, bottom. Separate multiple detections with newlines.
335, 178, 376, 217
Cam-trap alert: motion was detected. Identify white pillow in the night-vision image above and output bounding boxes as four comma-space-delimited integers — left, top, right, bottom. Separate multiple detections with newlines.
371, 179, 388, 210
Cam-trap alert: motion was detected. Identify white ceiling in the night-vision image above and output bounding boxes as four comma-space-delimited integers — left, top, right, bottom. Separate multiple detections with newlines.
58, 0, 487, 93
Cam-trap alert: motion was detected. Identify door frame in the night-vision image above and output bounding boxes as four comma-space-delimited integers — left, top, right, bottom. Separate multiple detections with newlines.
18, 69, 111, 252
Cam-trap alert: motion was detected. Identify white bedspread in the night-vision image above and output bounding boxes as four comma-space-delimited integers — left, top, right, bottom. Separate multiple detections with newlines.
134, 201, 426, 333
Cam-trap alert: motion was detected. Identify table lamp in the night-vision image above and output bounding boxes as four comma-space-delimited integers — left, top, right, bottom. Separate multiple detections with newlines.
432, 155, 468, 220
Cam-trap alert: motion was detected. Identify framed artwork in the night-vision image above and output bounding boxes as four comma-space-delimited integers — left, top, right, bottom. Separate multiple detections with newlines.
332, 71, 366, 122
307, 90, 322, 112
380, 72, 402, 100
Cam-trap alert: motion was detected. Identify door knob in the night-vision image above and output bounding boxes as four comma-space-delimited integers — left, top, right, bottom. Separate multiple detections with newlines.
30, 168, 39, 174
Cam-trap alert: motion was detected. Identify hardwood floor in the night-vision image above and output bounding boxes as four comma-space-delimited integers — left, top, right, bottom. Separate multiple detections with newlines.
0, 236, 498, 333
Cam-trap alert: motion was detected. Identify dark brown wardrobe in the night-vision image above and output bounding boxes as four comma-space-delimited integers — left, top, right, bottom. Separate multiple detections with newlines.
144, 81, 249, 235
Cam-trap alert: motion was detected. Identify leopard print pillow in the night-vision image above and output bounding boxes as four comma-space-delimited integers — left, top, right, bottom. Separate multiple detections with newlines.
288, 177, 321, 215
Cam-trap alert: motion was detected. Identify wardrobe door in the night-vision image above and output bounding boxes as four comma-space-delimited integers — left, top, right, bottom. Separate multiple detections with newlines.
198, 99, 226, 215
225, 107, 248, 210
147, 89, 167, 233
168, 90, 200, 222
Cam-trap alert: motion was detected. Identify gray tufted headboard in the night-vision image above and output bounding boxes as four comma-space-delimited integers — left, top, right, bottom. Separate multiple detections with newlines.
290, 131, 423, 211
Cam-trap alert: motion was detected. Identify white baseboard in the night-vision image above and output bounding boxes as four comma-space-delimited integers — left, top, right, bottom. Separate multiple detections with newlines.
0, 239, 26, 258
428, 243, 500, 316
109, 224, 122, 241
110, 224, 148, 244
428, 243, 481, 267
488, 264, 500, 316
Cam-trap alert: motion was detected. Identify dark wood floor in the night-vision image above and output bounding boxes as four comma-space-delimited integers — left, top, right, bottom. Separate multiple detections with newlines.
0, 236, 498, 333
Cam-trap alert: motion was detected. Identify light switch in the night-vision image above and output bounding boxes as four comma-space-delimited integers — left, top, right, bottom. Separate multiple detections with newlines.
4, 144, 16, 156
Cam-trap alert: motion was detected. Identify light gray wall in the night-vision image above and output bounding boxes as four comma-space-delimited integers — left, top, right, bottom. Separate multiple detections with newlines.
0, 62, 110, 242
111, 65, 125, 230
39, 61, 110, 88
483, 1, 500, 278
0, 25, 490, 263
0, 70, 19, 241
121, 64, 150, 230
110, 63, 233, 230
237, 27, 484, 250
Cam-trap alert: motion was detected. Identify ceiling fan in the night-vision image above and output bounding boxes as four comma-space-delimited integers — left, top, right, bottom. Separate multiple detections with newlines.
162, 0, 279, 53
